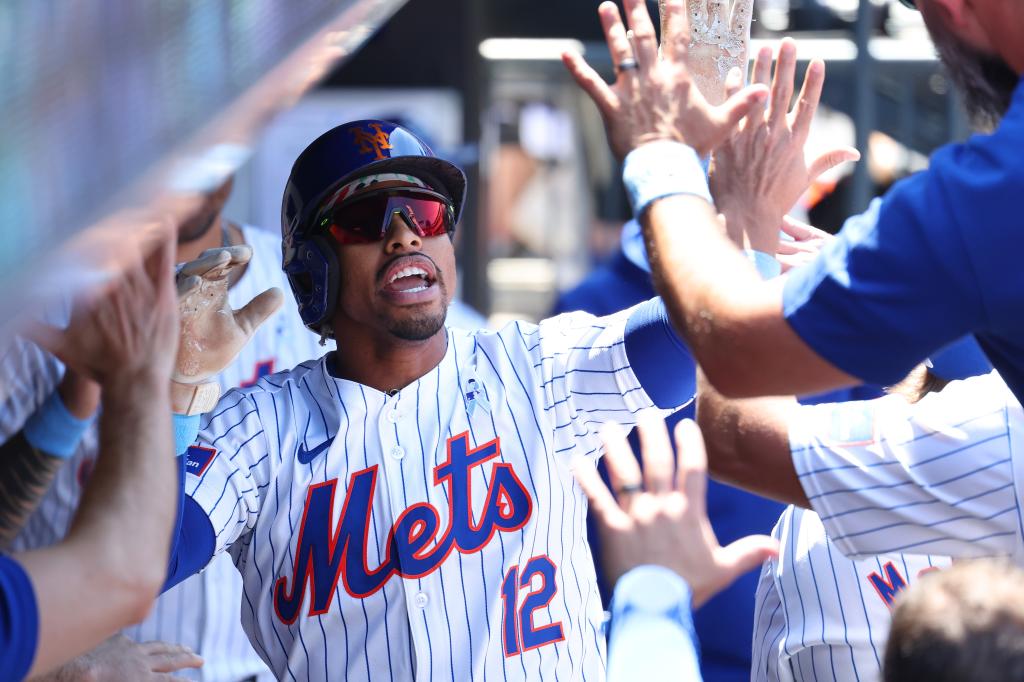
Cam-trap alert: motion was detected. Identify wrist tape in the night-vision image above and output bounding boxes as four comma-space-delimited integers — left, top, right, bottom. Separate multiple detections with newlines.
23, 390, 96, 459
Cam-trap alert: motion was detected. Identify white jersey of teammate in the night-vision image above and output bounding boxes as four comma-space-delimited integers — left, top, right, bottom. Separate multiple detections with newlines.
181, 304, 676, 681
3, 225, 325, 682
751, 505, 950, 682
791, 370, 1024, 561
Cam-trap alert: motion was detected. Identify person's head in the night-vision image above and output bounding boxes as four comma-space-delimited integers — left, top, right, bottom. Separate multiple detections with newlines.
913, 0, 1021, 126
281, 120, 467, 343
177, 176, 234, 244
884, 558, 1024, 682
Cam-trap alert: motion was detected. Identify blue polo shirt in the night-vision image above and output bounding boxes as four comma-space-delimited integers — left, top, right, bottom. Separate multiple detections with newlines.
0, 555, 38, 681
784, 77, 1024, 401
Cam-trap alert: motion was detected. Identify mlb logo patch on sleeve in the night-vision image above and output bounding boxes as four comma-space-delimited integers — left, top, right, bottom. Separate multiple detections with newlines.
185, 445, 218, 477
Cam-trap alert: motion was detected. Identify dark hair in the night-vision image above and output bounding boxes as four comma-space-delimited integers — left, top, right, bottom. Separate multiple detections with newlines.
884, 559, 1024, 682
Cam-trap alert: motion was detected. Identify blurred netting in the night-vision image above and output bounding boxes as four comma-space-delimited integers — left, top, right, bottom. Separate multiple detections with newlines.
0, 0, 398, 289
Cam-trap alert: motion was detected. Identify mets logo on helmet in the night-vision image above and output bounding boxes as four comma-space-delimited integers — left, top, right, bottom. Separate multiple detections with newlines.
349, 123, 393, 161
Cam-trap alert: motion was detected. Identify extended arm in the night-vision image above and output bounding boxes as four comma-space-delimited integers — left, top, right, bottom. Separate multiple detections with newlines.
10, 229, 181, 678
565, 1, 862, 398
0, 372, 99, 549
695, 370, 807, 507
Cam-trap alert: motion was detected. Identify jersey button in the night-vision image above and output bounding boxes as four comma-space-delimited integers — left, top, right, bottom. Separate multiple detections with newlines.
387, 409, 401, 423
414, 592, 429, 609
390, 446, 405, 460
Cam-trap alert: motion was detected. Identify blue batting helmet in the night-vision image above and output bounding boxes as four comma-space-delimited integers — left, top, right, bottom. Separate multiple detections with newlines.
281, 119, 467, 338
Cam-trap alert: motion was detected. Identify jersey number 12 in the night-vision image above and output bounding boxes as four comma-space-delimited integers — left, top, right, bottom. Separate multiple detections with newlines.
501, 556, 565, 656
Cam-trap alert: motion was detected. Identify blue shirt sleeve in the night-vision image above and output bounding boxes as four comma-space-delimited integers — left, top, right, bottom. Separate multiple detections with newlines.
783, 180, 986, 386
624, 298, 696, 409
162, 455, 216, 593
607, 565, 702, 682
0, 555, 39, 681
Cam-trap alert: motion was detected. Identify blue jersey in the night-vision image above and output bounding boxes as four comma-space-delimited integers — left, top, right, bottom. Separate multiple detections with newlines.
783, 77, 1024, 403
0, 555, 37, 681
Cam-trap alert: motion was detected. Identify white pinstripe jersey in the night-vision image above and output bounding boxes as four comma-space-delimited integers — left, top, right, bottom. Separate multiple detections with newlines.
183, 305, 674, 681
792, 371, 1024, 561
751, 505, 950, 682
3, 225, 325, 682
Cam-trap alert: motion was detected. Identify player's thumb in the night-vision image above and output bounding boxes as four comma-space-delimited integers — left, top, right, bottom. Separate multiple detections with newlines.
712, 84, 769, 144
808, 147, 860, 183
234, 287, 284, 336
717, 534, 779, 582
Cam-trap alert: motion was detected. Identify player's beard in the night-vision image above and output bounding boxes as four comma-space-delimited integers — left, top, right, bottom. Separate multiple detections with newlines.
928, 17, 1018, 129
379, 272, 450, 342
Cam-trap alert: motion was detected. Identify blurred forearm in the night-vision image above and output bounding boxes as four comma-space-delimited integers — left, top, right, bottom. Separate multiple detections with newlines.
695, 369, 808, 507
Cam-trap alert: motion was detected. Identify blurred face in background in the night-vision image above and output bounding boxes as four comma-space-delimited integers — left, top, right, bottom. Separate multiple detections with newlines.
177, 176, 234, 243
919, 0, 1019, 125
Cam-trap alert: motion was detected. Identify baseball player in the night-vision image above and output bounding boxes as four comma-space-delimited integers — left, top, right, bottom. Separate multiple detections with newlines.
749, 331, 995, 675
157, 118, 709, 680
0, 182, 323, 681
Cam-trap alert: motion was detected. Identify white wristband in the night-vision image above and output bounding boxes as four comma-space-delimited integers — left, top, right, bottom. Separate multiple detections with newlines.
623, 141, 713, 217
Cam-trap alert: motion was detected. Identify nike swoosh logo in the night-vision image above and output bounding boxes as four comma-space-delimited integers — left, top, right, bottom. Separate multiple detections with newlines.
297, 437, 334, 464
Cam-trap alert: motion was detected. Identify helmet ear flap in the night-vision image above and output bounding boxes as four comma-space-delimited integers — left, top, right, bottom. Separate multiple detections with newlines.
288, 234, 340, 337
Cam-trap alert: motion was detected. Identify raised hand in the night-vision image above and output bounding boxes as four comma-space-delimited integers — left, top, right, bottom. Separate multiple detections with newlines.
573, 414, 778, 608
710, 40, 859, 253
29, 224, 180, 389
681, 0, 754, 106
562, 0, 767, 160
174, 245, 283, 386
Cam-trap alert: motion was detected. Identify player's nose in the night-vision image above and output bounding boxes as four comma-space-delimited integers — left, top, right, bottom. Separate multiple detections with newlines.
383, 213, 421, 253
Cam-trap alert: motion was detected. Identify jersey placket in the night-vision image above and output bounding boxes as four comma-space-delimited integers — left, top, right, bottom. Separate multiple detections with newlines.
376, 389, 430, 675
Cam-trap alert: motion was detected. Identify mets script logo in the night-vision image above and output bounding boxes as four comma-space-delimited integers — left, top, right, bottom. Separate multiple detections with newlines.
349, 123, 393, 161
273, 432, 532, 623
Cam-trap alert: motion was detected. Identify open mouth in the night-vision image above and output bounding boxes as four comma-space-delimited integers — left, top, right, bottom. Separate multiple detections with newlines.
379, 256, 439, 298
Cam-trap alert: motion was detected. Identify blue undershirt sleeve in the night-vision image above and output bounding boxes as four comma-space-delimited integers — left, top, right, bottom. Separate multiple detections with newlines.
624, 298, 696, 409
0, 555, 39, 681
162, 455, 216, 593
782, 172, 986, 386
607, 565, 702, 681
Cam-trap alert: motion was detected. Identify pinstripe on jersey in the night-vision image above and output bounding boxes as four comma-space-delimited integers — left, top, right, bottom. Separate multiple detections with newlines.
751, 505, 950, 682
791, 371, 1024, 560
5, 225, 325, 682
184, 304, 676, 681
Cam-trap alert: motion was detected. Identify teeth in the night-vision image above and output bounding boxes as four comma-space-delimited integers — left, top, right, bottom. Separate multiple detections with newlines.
388, 266, 429, 284
405, 285, 428, 293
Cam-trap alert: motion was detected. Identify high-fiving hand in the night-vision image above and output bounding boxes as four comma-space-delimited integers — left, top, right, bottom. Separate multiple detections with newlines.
711, 40, 859, 253
574, 414, 778, 608
174, 246, 283, 386
562, 0, 768, 160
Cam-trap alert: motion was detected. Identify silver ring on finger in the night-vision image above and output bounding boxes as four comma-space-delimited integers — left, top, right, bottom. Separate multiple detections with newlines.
616, 58, 638, 73
615, 481, 643, 495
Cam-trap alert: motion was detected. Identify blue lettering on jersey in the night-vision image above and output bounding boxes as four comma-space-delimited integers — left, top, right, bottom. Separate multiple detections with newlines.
273, 431, 533, 624
868, 561, 908, 608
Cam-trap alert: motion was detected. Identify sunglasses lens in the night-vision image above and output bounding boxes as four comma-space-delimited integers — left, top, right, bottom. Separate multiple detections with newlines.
388, 195, 452, 238
320, 189, 453, 244
330, 194, 389, 244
